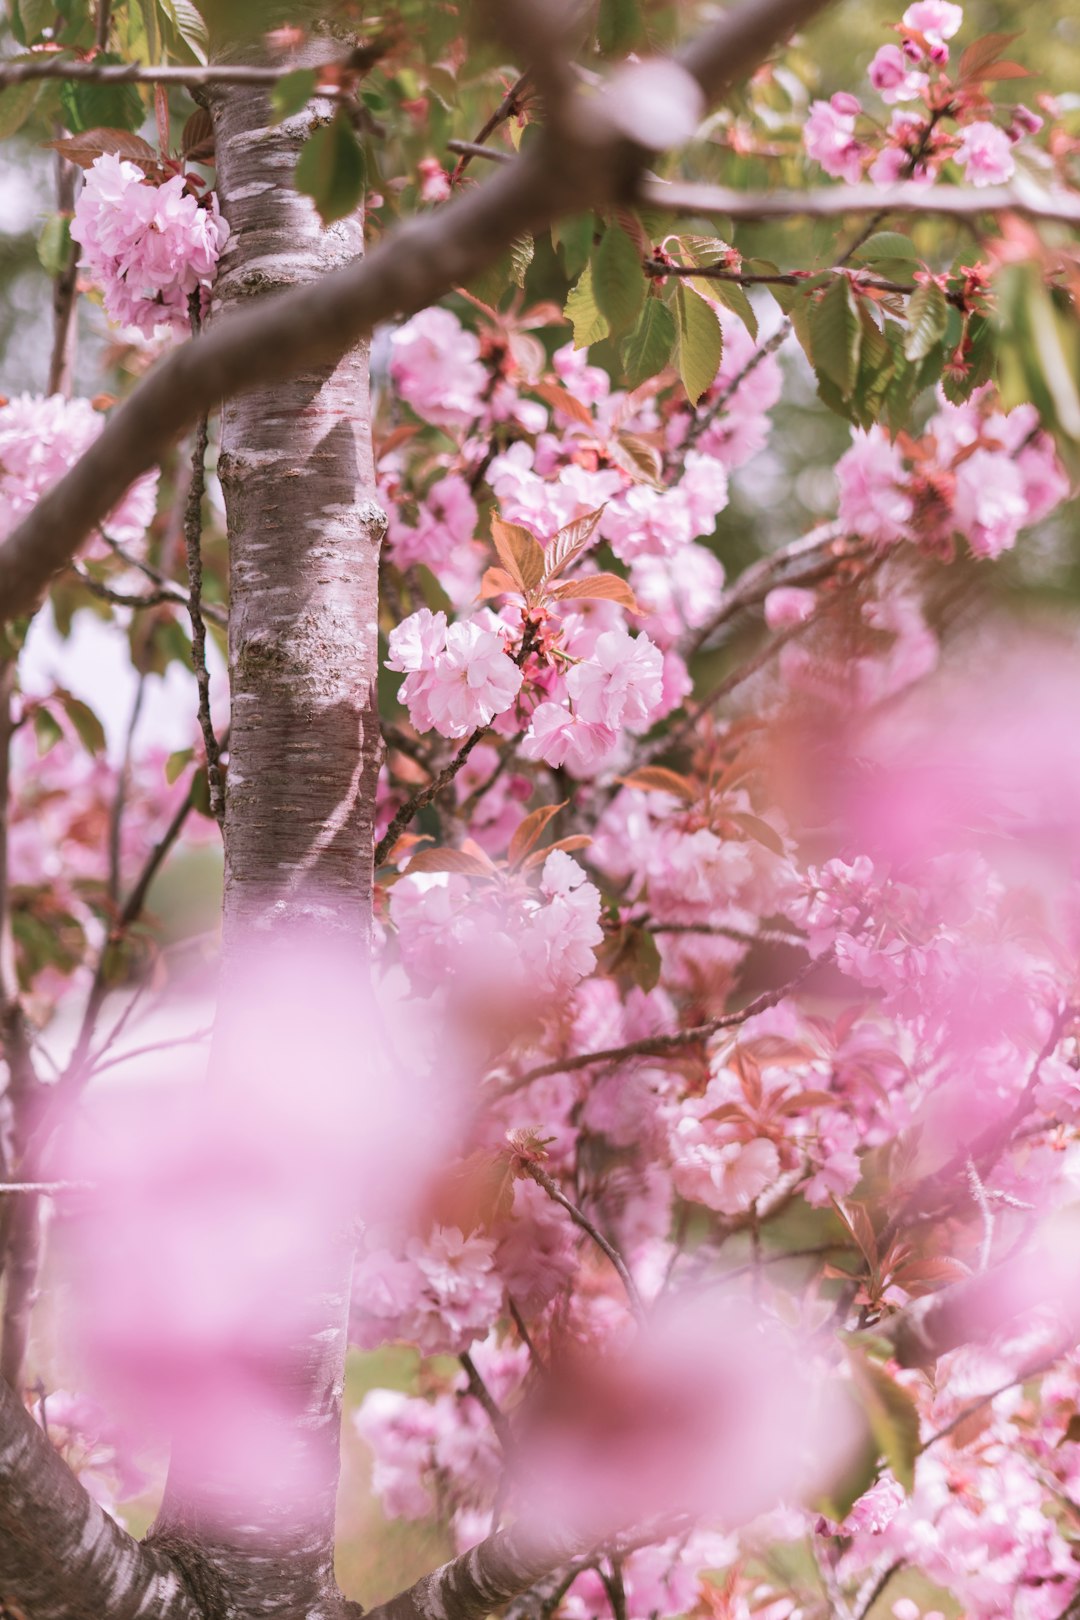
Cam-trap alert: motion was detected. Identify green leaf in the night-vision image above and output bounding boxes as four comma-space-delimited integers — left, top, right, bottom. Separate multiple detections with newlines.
509, 234, 534, 289
137, 0, 160, 61
810, 276, 862, 399
165, 747, 194, 784
190, 765, 212, 819
158, 0, 209, 62
592, 224, 646, 338
0, 75, 41, 139
465, 250, 514, 311
675, 283, 723, 406
17, 0, 57, 41
565, 263, 610, 350
60, 57, 144, 133
58, 693, 106, 757
904, 280, 949, 363
707, 277, 758, 341
847, 1345, 921, 1493
598, 0, 644, 53
850, 231, 917, 266
37, 213, 72, 278
621, 298, 676, 389
295, 109, 366, 226
272, 67, 317, 122
552, 213, 594, 281
34, 707, 64, 757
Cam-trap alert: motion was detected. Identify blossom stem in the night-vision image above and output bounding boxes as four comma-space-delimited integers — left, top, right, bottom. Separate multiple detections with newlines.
521, 1161, 646, 1324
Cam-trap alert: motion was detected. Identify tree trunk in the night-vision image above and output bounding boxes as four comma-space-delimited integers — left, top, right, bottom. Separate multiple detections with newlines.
146, 49, 383, 1620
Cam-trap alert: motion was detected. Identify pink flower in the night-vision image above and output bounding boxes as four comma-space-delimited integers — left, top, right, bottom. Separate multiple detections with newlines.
387, 611, 523, 739
417, 156, 451, 202
836, 429, 914, 544
670, 1128, 781, 1215
954, 120, 1015, 186
71, 154, 228, 336
844, 1474, 905, 1534
804, 96, 866, 184
565, 628, 664, 731
389, 307, 489, 430
902, 0, 963, 51
524, 851, 605, 990
0, 393, 158, 547
764, 586, 816, 628
868, 44, 928, 103
952, 448, 1028, 557
520, 702, 618, 777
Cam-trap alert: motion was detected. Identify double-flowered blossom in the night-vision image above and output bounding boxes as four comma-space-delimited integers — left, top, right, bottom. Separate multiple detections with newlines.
351, 1226, 503, 1357
71, 154, 228, 336
389, 852, 603, 1000
386, 608, 524, 738
0, 393, 158, 546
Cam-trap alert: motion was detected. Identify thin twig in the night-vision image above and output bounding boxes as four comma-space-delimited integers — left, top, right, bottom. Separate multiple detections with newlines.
647, 260, 968, 309
450, 71, 531, 183
521, 1161, 646, 1324
502, 958, 820, 1092
85, 1026, 214, 1081
461, 1351, 514, 1452
46, 128, 79, 399
99, 533, 228, 627
852, 1559, 903, 1620
183, 301, 223, 826
107, 673, 146, 905
448, 139, 515, 167
95, 0, 112, 50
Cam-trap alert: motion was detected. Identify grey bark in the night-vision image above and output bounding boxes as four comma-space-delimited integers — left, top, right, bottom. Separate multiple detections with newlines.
0, 1374, 200, 1620
145, 47, 381, 1619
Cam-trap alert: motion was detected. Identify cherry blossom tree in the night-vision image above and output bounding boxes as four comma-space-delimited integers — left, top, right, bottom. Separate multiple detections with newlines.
2, 2, 1080, 1619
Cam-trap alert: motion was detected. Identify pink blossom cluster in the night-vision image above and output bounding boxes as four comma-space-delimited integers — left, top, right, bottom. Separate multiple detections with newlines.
71, 154, 229, 336
803, 4, 1040, 189
0, 393, 158, 547
836, 390, 1069, 558
389, 849, 604, 1000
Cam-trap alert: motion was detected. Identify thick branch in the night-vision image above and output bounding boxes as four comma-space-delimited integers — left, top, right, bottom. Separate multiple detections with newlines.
365, 1523, 587, 1620
0, 1374, 199, 1620
0, 56, 358, 93
639, 178, 1080, 228
0, 0, 835, 623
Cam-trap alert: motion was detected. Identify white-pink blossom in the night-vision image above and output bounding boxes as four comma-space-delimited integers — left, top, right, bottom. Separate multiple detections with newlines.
387, 611, 523, 739
389, 307, 490, 430
902, 0, 963, 50
804, 96, 866, 184
869, 44, 928, 102
71, 154, 228, 336
0, 393, 159, 548
836, 428, 914, 544
764, 586, 817, 628
520, 702, 618, 777
565, 628, 664, 731
670, 1124, 781, 1214
954, 120, 1015, 187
